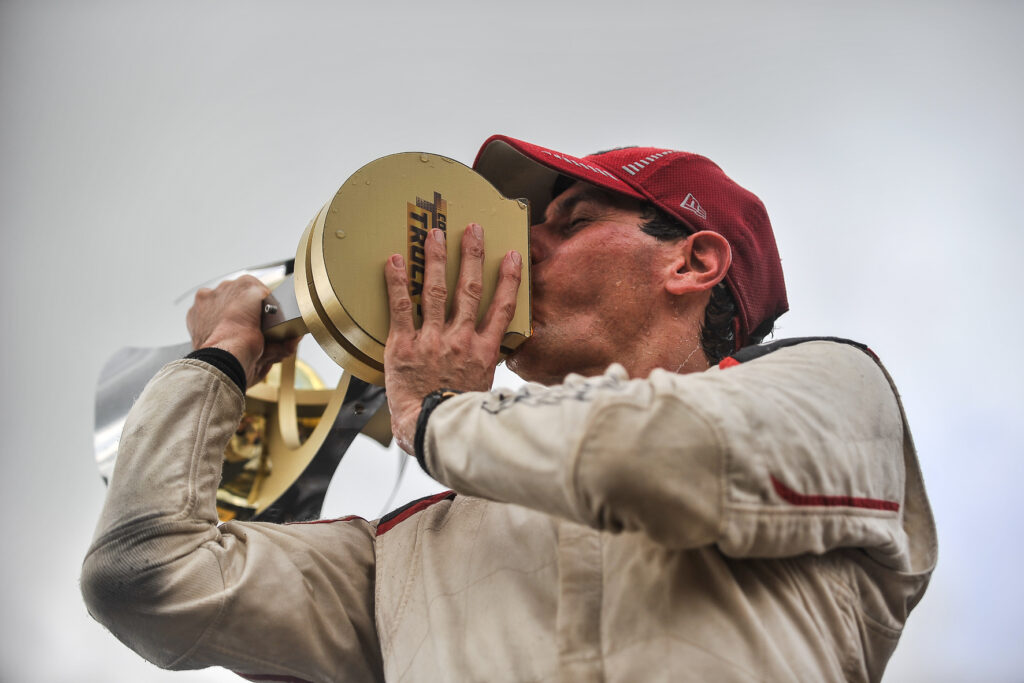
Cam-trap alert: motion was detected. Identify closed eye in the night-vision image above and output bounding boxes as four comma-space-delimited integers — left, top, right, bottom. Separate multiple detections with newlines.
561, 215, 592, 235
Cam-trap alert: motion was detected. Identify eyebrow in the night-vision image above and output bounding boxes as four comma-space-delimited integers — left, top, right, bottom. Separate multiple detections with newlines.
544, 186, 615, 223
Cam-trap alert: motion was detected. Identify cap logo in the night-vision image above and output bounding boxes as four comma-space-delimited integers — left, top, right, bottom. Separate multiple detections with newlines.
680, 193, 707, 220
620, 150, 675, 176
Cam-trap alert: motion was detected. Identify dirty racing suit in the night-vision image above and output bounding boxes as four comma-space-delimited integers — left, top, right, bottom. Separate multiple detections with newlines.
82, 338, 937, 682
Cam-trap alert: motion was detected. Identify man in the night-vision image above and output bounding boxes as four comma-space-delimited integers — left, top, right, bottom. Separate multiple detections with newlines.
82, 135, 937, 682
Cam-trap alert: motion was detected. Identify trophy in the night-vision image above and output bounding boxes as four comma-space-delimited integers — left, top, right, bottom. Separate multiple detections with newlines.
94, 152, 532, 522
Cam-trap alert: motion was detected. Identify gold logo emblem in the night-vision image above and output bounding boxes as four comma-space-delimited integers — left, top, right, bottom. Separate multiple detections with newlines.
407, 191, 447, 317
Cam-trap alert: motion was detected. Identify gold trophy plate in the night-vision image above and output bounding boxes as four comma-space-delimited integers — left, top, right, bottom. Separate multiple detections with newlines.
295, 152, 532, 385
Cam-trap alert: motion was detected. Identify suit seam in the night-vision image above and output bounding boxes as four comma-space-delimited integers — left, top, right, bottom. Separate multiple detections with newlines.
821, 558, 864, 680
568, 398, 605, 526
183, 375, 219, 520
167, 374, 232, 667
381, 514, 425, 648
85, 369, 223, 552
844, 553, 906, 637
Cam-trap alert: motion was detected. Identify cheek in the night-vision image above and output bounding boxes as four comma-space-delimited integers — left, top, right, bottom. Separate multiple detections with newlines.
584, 253, 651, 299
554, 248, 622, 293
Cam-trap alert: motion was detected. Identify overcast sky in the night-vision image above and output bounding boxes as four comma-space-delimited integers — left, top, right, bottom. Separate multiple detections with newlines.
1, 1, 1022, 681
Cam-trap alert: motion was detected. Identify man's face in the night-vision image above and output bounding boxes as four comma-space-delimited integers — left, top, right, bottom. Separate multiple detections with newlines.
506, 182, 679, 384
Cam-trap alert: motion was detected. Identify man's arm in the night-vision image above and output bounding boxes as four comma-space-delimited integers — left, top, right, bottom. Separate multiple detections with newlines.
419, 340, 935, 574
381, 224, 934, 577
81, 280, 384, 682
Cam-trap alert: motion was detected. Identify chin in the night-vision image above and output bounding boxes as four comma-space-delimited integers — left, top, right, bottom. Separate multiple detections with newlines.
505, 346, 542, 383
506, 336, 601, 386
505, 341, 559, 385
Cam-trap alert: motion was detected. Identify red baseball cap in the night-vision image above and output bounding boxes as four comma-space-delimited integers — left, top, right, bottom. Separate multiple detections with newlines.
473, 134, 788, 348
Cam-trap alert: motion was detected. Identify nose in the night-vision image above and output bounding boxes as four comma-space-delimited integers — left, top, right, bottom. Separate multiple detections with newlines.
529, 221, 551, 265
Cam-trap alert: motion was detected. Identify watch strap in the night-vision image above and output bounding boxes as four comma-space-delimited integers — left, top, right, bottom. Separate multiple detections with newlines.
414, 389, 462, 474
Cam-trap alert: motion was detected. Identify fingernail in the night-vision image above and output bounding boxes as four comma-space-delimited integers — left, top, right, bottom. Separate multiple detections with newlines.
432, 229, 445, 244
391, 254, 404, 267
470, 223, 483, 239
510, 250, 522, 266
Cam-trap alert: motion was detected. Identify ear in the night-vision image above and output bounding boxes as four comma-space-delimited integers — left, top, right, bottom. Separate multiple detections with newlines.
664, 231, 732, 296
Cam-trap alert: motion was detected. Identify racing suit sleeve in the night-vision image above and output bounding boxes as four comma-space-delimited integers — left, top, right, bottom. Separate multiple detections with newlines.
422, 341, 936, 576
81, 359, 384, 683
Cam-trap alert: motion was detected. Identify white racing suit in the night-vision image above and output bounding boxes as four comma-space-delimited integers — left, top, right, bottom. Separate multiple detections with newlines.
81, 338, 937, 682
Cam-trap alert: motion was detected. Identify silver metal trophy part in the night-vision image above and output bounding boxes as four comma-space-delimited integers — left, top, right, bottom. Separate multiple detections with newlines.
94, 263, 402, 523
94, 341, 195, 483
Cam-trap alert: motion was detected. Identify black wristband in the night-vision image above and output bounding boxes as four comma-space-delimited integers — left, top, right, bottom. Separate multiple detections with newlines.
186, 347, 247, 393
414, 389, 462, 475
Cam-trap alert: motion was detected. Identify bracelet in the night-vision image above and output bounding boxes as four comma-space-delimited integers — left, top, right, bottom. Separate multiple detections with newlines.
414, 389, 462, 475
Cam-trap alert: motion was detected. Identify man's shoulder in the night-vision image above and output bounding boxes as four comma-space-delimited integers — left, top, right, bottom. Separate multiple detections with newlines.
709, 336, 897, 402
376, 490, 458, 537
719, 336, 880, 369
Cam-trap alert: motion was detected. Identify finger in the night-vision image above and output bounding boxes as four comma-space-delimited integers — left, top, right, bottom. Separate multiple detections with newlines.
263, 336, 300, 365
480, 250, 522, 343
420, 228, 448, 328
384, 254, 416, 336
451, 223, 485, 328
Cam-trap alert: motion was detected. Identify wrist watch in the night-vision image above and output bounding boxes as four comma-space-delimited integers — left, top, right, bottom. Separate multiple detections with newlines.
414, 389, 463, 473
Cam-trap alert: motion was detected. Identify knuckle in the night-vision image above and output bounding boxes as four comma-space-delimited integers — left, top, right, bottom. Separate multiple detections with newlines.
461, 280, 483, 301
239, 275, 268, 295
500, 302, 516, 320
447, 339, 467, 356
416, 331, 438, 349
465, 243, 484, 260
427, 284, 448, 300
392, 297, 414, 314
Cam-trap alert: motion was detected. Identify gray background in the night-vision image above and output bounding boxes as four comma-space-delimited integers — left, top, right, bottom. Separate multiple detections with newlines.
2, 1, 1021, 680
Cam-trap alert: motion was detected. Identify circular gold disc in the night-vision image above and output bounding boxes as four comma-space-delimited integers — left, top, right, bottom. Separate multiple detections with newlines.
296, 152, 531, 386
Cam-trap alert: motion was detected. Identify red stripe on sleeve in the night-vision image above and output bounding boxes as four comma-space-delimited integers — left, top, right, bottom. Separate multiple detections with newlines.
718, 357, 741, 369
771, 475, 899, 512
376, 491, 455, 536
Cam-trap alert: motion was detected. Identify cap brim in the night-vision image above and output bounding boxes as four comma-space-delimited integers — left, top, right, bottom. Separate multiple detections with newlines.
473, 135, 644, 224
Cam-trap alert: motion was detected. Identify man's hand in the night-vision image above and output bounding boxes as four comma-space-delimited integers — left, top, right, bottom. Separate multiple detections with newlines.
384, 223, 522, 454
186, 275, 301, 388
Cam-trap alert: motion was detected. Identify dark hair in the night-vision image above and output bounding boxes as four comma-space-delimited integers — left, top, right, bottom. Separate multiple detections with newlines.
549, 175, 772, 363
